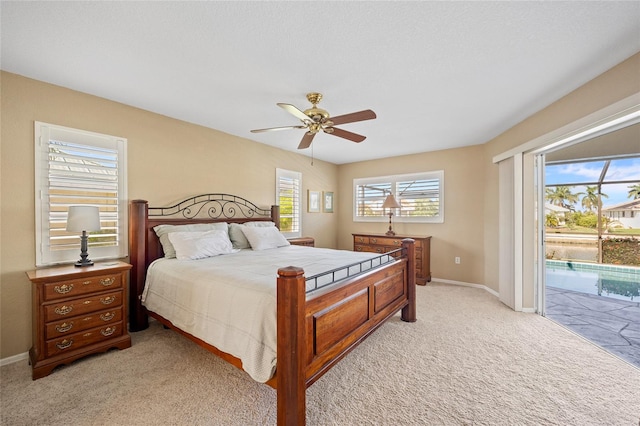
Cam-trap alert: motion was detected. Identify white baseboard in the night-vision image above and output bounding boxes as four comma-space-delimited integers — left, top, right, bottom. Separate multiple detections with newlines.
431, 278, 537, 313
431, 277, 500, 298
1, 351, 29, 367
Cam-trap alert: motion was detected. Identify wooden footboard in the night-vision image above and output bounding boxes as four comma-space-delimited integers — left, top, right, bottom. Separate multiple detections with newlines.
276, 239, 416, 425
128, 197, 416, 426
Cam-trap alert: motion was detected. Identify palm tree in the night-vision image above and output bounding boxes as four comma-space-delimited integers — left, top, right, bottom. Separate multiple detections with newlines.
546, 186, 582, 211
581, 186, 608, 212
628, 183, 640, 200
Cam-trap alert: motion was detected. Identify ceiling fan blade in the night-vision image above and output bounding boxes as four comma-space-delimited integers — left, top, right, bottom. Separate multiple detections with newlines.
297, 132, 316, 149
278, 103, 312, 122
251, 125, 306, 133
329, 109, 376, 126
327, 127, 367, 143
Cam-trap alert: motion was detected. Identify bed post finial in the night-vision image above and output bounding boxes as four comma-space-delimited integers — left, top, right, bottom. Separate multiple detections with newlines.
129, 199, 150, 331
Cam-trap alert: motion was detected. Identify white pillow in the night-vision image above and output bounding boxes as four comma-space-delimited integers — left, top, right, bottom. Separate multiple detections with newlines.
167, 229, 235, 260
241, 226, 290, 251
229, 221, 276, 249
154, 223, 228, 258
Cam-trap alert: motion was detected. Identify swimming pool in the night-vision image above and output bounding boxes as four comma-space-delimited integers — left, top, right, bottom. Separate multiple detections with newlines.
546, 260, 640, 302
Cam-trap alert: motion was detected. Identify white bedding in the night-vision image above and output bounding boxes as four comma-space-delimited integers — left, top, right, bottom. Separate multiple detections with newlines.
141, 245, 392, 383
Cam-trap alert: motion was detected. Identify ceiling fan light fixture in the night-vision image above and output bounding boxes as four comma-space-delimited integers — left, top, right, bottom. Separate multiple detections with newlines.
251, 92, 376, 149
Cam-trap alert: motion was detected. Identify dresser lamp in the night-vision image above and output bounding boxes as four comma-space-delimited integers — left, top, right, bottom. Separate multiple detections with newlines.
66, 206, 101, 267
382, 194, 401, 236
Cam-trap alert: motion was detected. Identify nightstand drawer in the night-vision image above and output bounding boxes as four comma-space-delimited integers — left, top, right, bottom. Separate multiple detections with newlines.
43, 273, 123, 301
44, 290, 123, 322
46, 322, 124, 357
45, 308, 122, 339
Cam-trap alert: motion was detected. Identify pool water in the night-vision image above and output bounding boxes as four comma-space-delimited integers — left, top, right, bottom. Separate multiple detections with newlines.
546, 260, 640, 302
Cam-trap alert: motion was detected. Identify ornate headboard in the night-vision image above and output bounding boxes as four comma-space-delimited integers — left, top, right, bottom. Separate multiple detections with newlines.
128, 194, 279, 331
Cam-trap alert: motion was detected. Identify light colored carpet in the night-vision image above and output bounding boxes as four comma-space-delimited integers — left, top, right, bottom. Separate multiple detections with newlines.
2, 283, 639, 425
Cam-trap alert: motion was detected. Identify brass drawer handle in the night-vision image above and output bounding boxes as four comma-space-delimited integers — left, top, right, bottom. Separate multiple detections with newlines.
393, 240, 400, 245
56, 339, 73, 350
55, 322, 73, 333
100, 277, 116, 287
355, 247, 362, 251
371, 238, 377, 244
54, 284, 74, 294
54, 305, 73, 316
375, 248, 383, 253
100, 296, 116, 305
101, 327, 115, 337
82, 280, 91, 285
100, 312, 115, 321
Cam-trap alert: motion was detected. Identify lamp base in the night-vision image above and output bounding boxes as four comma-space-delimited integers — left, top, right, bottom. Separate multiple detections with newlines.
74, 232, 94, 267
386, 212, 396, 236
74, 258, 94, 267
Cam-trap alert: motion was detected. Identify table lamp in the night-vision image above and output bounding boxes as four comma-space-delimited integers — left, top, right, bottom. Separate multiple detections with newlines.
66, 206, 101, 267
382, 194, 401, 236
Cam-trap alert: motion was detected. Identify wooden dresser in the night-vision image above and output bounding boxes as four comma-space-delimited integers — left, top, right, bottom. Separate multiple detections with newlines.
353, 233, 431, 285
26, 261, 132, 380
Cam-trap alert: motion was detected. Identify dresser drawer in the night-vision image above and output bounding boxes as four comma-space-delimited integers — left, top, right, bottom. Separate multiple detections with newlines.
353, 236, 369, 244
353, 234, 431, 285
46, 322, 124, 358
43, 273, 123, 301
355, 244, 385, 254
44, 290, 122, 322
45, 308, 122, 339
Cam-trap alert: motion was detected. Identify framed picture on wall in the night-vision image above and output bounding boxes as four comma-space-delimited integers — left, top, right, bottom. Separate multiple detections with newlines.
323, 191, 334, 213
308, 190, 321, 213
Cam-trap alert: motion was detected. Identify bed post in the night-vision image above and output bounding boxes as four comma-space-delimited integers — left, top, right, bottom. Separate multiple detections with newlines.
401, 238, 417, 323
276, 266, 306, 426
271, 205, 280, 229
129, 199, 149, 332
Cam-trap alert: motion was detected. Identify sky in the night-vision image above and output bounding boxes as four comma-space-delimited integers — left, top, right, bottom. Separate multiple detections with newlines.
545, 156, 640, 210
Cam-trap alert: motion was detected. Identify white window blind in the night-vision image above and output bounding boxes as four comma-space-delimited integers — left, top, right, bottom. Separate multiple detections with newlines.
35, 122, 128, 266
354, 171, 444, 223
276, 168, 301, 238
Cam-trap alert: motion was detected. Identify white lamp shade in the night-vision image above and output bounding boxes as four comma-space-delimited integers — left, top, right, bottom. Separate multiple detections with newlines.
382, 194, 401, 209
66, 206, 101, 232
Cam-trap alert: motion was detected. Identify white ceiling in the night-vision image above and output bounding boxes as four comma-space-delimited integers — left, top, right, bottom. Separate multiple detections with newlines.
2, 1, 639, 164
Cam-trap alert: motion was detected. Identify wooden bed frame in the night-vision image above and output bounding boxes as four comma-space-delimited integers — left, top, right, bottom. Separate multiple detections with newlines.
128, 194, 416, 425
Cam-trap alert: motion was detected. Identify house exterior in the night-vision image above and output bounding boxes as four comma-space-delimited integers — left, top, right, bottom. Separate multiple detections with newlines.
603, 199, 640, 229
545, 203, 570, 226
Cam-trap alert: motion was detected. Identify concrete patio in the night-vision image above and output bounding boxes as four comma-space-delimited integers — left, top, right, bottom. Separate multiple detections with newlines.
546, 286, 640, 368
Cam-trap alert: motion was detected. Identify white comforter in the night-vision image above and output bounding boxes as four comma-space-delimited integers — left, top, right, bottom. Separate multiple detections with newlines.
141, 245, 389, 383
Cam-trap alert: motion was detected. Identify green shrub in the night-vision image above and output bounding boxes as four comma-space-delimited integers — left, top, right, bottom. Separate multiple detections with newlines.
602, 237, 640, 266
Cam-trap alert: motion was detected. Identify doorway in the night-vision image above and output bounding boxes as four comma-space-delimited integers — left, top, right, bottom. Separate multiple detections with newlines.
538, 151, 640, 367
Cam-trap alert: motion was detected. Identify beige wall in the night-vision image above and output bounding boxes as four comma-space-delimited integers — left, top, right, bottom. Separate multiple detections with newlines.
481, 52, 640, 305
0, 72, 338, 359
337, 145, 486, 285
1, 52, 638, 360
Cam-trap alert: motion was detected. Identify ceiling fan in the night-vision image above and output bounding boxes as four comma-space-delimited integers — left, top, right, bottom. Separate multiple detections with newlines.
251, 92, 376, 149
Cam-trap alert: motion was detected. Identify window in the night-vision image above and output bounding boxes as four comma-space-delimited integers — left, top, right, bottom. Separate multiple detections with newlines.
35, 122, 128, 266
276, 168, 301, 238
354, 171, 444, 223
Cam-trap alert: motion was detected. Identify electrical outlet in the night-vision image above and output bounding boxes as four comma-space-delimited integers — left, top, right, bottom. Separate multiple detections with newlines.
455, 256, 461, 264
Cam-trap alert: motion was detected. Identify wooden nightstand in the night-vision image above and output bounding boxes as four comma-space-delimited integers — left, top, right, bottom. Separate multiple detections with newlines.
288, 237, 315, 247
353, 233, 431, 285
26, 261, 132, 380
